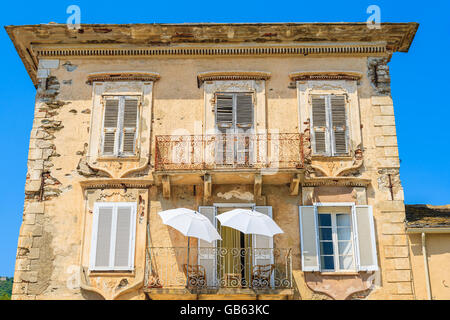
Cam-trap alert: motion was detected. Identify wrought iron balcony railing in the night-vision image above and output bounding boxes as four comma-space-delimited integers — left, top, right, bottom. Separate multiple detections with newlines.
154, 133, 304, 171
144, 246, 293, 291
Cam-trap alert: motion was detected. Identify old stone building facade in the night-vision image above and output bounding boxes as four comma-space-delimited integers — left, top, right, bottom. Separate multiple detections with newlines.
6, 22, 418, 300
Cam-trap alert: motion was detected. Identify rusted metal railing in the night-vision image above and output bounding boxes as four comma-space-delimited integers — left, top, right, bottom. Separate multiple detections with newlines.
154, 133, 304, 171
144, 246, 293, 290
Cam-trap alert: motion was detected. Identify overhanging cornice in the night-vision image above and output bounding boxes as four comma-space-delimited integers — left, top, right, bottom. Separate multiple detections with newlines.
5, 22, 419, 86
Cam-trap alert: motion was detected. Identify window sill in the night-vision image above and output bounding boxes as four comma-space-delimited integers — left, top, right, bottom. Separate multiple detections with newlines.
89, 270, 135, 277
96, 155, 140, 162
312, 155, 352, 161
319, 272, 359, 276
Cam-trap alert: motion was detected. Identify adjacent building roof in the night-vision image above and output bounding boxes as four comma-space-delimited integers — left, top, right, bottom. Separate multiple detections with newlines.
405, 205, 450, 229
5, 22, 418, 86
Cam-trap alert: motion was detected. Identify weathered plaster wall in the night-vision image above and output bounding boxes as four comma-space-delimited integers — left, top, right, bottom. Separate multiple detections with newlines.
12, 52, 412, 300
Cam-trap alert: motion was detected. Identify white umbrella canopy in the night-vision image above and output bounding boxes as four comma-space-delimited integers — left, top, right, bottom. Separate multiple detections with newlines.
157, 208, 221, 243
216, 208, 284, 237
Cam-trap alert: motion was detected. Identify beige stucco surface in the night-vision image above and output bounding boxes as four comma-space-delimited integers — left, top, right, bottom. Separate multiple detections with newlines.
8, 23, 420, 300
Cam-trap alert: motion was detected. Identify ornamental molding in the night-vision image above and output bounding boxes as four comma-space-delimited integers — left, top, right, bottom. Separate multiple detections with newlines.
86, 71, 160, 84
303, 177, 371, 187
34, 44, 387, 59
79, 179, 154, 190
197, 71, 271, 88
290, 71, 363, 82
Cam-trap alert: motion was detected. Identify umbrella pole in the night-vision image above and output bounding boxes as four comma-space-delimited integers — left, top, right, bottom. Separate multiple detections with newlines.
186, 236, 190, 287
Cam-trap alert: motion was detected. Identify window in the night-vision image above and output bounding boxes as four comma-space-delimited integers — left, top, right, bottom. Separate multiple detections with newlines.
90, 202, 137, 271
215, 93, 254, 165
101, 96, 139, 157
311, 95, 348, 156
318, 211, 355, 272
215, 92, 253, 133
299, 203, 378, 272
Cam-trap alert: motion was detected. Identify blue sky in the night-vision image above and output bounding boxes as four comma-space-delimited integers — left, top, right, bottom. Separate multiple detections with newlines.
0, 0, 449, 276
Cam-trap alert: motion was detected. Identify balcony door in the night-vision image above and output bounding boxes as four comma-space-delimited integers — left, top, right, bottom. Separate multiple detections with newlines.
215, 93, 254, 166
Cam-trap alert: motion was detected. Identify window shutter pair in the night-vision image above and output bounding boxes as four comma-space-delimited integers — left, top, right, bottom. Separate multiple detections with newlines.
298, 205, 378, 272
198, 206, 218, 287
311, 95, 348, 156
90, 202, 137, 271
215, 93, 254, 132
102, 97, 139, 156
252, 206, 274, 268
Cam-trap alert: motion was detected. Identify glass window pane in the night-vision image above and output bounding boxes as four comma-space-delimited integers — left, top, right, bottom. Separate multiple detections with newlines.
338, 241, 353, 255
339, 255, 354, 270
319, 227, 332, 241
319, 214, 332, 227
321, 256, 334, 270
320, 241, 334, 255
336, 214, 351, 227
337, 227, 351, 240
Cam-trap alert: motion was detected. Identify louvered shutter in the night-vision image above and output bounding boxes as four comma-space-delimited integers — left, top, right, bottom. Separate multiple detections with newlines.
236, 94, 253, 130
198, 206, 217, 287
236, 94, 254, 164
353, 205, 378, 271
299, 206, 320, 271
253, 206, 274, 269
330, 96, 348, 155
114, 205, 135, 269
311, 96, 328, 155
215, 95, 234, 164
91, 205, 114, 270
102, 99, 119, 155
215, 95, 233, 133
121, 98, 139, 155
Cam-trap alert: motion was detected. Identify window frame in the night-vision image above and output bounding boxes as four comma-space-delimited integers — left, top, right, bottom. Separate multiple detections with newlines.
100, 95, 141, 158
89, 202, 137, 272
310, 94, 349, 157
214, 92, 255, 133
314, 202, 359, 273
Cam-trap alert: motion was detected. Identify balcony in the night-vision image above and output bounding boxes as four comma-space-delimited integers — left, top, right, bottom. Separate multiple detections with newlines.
144, 246, 293, 299
155, 133, 304, 171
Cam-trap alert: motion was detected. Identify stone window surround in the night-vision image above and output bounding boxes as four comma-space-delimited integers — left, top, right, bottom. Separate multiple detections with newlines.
295, 71, 363, 159
202, 73, 269, 136
87, 73, 156, 164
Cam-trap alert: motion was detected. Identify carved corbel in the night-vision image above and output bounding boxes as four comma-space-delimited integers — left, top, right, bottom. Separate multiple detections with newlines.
289, 173, 301, 196
162, 175, 170, 199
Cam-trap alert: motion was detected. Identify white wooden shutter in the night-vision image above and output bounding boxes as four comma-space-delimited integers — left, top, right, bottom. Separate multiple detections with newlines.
121, 98, 139, 155
236, 94, 253, 130
299, 206, 320, 271
330, 95, 348, 155
198, 206, 217, 287
102, 99, 120, 155
215, 94, 234, 164
253, 206, 274, 266
114, 204, 136, 269
353, 205, 378, 271
91, 205, 114, 270
311, 96, 328, 155
90, 202, 136, 271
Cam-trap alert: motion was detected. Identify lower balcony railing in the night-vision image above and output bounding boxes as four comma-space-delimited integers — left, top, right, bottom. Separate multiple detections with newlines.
145, 247, 293, 291
155, 133, 304, 171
